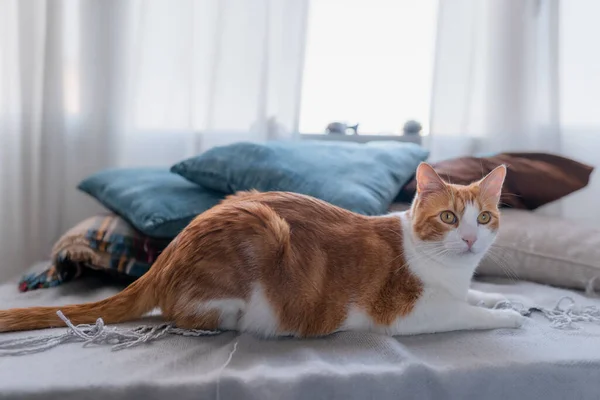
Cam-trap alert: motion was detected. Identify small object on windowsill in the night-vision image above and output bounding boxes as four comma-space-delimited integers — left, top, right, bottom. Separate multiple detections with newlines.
403, 120, 422, 136
347, 124, 359, 135
326, 122, 346, 134
326, 122, 359, 135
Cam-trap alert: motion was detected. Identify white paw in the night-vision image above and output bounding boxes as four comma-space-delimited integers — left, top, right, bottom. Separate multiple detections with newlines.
493, 309, 526, 329
476, 292, 509, 308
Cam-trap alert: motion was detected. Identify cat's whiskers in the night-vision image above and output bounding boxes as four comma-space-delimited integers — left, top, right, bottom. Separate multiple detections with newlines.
385, 220, 453, 272
393, 245, 446, 273
406, 245, 451, 266
483, 246, 520, 283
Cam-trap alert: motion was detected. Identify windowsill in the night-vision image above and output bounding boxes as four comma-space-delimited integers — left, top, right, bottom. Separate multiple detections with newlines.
299, 133, 422, 145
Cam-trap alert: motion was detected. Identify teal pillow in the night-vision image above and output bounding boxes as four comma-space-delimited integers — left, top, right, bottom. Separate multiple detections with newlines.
78, 168, 224, 238
171, 140, 429, 215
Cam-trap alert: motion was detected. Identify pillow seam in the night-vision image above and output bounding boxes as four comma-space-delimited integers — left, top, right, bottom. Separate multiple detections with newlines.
494, 244, 599, 269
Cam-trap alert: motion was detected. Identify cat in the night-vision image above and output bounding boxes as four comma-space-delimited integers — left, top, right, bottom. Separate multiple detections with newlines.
0, 162, 525, 337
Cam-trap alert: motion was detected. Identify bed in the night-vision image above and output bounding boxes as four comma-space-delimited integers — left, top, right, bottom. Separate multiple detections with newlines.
1, 265, 599, 400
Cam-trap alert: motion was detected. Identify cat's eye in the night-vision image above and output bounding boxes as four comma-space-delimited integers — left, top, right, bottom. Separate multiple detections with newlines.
440, 211, 457, 224
477, 211, 492, 224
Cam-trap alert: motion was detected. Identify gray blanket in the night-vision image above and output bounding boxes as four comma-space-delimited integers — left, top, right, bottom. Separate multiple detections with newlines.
0, 272, 599, 400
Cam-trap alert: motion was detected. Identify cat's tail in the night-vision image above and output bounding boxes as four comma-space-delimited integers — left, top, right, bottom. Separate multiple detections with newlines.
0, 246, 174, 333
0, 272, 157, 332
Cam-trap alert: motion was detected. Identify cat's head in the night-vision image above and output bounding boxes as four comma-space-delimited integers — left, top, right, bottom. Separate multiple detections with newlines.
410, 162, 506, 259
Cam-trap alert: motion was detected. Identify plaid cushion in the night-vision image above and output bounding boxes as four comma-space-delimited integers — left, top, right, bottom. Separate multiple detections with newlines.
19, 214, 171, 292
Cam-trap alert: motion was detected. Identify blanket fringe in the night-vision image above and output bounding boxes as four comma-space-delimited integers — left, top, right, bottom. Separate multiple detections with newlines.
2, 295, 600, 356
494, 296, 600, 330
0, 310, 221, 356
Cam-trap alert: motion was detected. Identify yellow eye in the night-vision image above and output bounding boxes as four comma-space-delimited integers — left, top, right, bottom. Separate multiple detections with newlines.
440, 211, 457, 224
477, 211, 492, 224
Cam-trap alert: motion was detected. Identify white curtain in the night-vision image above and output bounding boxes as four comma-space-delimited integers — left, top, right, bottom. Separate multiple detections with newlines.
429, 0, 600, 225
0, 0, 309, 280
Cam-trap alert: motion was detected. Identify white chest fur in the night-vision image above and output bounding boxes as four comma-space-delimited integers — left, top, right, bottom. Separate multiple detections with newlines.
339, 212, 524, 336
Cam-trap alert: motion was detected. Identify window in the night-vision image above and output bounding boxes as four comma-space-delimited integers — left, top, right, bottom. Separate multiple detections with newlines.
299, 0, 439, 136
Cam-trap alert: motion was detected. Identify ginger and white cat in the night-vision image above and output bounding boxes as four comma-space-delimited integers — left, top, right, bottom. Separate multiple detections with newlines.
0, 162, 525, 336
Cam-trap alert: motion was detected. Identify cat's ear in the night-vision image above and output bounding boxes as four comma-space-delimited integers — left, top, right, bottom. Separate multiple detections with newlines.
416, 162, 446, 194
478, 165, 507, 201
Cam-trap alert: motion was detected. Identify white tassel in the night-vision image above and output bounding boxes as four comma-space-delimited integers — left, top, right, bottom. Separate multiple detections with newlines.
494, 296, 600, 330
0, 310, 221, 356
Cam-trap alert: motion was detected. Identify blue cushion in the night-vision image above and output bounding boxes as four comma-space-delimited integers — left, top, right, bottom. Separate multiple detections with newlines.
171, 140, 429, 215
78, 168, 224, 238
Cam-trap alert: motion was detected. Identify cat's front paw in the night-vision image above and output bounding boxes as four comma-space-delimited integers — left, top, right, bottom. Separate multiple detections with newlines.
468, 290, 509, 308
477, 292, 509, 308
492, 309, 526, 329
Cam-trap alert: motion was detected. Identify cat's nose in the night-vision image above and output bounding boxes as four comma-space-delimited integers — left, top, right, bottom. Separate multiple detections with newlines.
462, 236, 477, 249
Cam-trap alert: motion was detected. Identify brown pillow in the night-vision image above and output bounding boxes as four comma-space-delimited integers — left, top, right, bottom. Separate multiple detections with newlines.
397, 153, 594, 209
